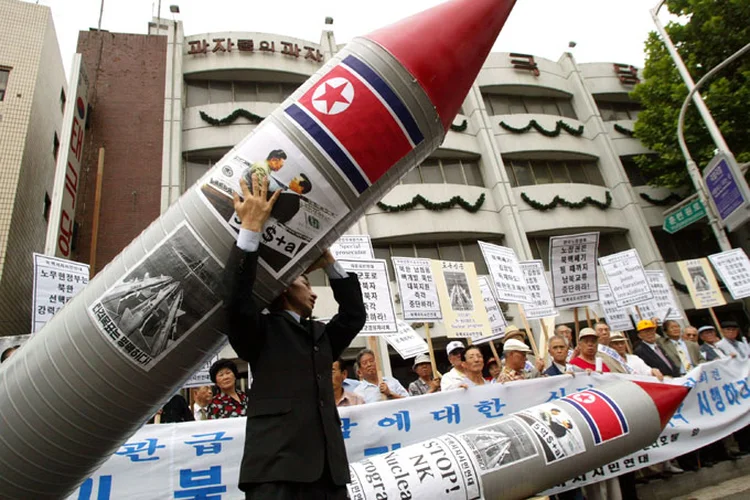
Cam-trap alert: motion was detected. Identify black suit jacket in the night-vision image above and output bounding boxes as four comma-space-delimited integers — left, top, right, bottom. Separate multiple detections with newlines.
634, 342, 680, 378
223, 246, 366, 488
544, 364, 564, 377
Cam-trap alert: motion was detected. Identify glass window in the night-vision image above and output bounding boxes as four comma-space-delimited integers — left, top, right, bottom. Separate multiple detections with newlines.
462, 243, 488, 275
523, 96, 545, 114
558, 99, 577, 119
541, 100, 562, 116
584, 162, 606, 186
280, 83, 299, 100
550, 163, 570, 183
567, 162, 588, 184
184, 161, 210, 189
209, 81, 233, 104
401, 166, 421, 184
415, 243, 440, 260
234, 81, 256, 102
438, 242, 463, 262
256, 82, 280, 102
391, 244, 415, 257
463, 161, 484, 187
186, 80, 209, 107
621, 156, 649, 186
490, 95, 511, 115
505, 164, 518, 187
531, 162, 552, 185
512, 160, 534, 186
507, 95, 526, 115
442, 160, 465, 184
0, 68, 9, 101
420, 160, 443, 183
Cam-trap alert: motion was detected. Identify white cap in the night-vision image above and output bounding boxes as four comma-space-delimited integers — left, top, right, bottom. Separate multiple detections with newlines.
503, 338, 531, 353
446, 340, 465, 355
578, 327, 598, 340
413, 353, 432, 368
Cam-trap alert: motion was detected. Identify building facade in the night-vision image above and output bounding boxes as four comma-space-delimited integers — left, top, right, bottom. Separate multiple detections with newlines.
0, 0, 67, 333
70, 18, 735, 379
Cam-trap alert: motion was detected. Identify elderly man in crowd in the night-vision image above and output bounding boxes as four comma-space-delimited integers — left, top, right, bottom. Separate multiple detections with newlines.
698, 325, 732, 361
191, 386, 213, 421
717, 321, 749, 359
659, 320, 703, 375
545, 336, 572, 376
555, 324, 576, 361
497, 339, 541, 382
408, 353, 440, 396
353, 349, 408, 403
442, 346, 488, 390
503, 325, 545, 373
682, 325, 699, 343
441, 341, 467, 391
594, 322, 629, 373
332, 359, 364, 407
568, 328, 611, 373
610, 332, 663, 380
633, 319, 680, 378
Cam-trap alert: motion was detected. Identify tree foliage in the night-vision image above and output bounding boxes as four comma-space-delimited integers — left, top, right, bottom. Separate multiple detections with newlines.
631, 0, 750, 188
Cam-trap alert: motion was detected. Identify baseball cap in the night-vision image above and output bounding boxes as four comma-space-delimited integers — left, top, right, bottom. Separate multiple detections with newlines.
446, 340, 465, 356
578, 327, 598, 340
503, 338, 531, 353
697, 325, 716, 334
610, 332, 626, 342
413, 353, 431, 368
721, 320, 739, 329
636, 319, 656, 331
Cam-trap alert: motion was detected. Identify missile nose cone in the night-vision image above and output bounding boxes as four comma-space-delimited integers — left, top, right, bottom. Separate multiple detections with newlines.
364, 0, 517, 131
633, 381, 690, 429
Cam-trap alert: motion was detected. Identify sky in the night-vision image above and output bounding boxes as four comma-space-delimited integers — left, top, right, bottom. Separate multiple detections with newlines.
38, 0, 669, 80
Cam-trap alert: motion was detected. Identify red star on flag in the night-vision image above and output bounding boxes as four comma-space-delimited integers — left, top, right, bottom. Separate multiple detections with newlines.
315, 81, 350, 112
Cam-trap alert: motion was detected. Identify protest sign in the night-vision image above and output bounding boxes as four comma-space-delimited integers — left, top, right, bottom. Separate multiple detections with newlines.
519, 260, 557, 320
431, 260, 490, 338
598, 249, 653, 308
339, 259, 398, 335
70, 360, 750, 499
549, 232, 599, 308
596, 285, 633, 332
676, 258, 726, 309
330, 235, 374, 261
478, 241, 531, 304
629, 271, 683, 322
32, 253, 90, 333
183, 355, 220, 389
385, 320, 429, 360
391, 257, 442, 321
708, 249, 750, 300
473, 275, 507, 344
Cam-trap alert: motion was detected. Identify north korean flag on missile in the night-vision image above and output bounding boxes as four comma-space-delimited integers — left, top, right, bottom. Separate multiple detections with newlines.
562, 389, 629, 445
285, 55, 424, 196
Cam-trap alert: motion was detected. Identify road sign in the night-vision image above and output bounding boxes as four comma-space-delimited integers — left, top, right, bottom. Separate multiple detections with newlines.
663, 194, 706, 234
704, 152, 750, 232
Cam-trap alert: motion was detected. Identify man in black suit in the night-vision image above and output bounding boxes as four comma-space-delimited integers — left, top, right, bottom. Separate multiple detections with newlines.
633, 319, 680, 378
223, 174, 367, 499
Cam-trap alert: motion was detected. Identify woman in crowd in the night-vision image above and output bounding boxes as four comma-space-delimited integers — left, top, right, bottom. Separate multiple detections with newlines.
207, 358, 247, 419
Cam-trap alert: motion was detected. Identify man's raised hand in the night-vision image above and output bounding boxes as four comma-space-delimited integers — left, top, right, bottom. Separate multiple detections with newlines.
234, 174, 281, 232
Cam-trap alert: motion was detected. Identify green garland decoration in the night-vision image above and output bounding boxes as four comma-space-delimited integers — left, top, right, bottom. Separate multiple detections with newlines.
499, 119, 584, 137
639, 192, 685, 206
450, 119, 468, 132
377, 193, 485, 213
520, 191, 612, 211
199, 108, 265, 126
613, 123, 634, 137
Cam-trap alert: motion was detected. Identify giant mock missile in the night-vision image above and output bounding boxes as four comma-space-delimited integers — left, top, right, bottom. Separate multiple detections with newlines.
347, 380, 689, 500
0, 0, 517, 497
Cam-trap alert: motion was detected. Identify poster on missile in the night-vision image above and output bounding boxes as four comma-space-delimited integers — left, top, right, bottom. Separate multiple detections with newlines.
516, 403, 585, 465
457, 418, 538, 473
198, 122, 346, 278
88, 223, 224, 370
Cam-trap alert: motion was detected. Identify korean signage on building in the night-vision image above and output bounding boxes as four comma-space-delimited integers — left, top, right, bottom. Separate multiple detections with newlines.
186, 36, 324, 63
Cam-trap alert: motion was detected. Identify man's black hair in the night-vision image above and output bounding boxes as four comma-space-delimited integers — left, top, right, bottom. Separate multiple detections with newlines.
1, 345, 20, 363
267, 149, 287, 161
296, 173, 312, 194
209, 358, 239, 385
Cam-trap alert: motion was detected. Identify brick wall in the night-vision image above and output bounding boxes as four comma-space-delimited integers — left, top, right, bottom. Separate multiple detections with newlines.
73, 31, 167, 274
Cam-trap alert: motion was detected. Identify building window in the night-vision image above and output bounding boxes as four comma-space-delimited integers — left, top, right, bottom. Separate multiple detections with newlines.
185, 80, 302, 107
482, 93, 577, 119
650, 227, 720, 263
596, 100, 641, 121
504, 158, 605, 187
53, 133, 60, 160
528, 232, 630, 270
60, 88, 66, 112
44, 193, 51, 221
620, 155, 655, 187
0, 67, 9, 101
400, 158, 484, 187
374, 240, 503, 278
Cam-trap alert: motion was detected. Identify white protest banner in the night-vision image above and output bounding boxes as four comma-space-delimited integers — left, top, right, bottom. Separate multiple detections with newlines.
330, 235, 374, 261
473, 275, 507, 344
431, 260, 490, 338
549, 232, 599, 308
385, 320, 429, 360
340, 259, 398, 335
391, 257, 442, 321
32, 253, 90, 333
708, 249, 750, 300
676, 258, 726, 309
598, 249, 653, 308
183, 355, 220, 389
520, 260, 557, 320
70, 360, 750, 499
596, 285, 633, 332
478, 241, 531, 304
